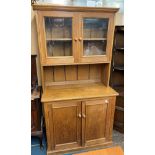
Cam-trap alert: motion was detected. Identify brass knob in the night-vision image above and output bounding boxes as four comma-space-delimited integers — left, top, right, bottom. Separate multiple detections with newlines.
79, 37, 82, 41
74, 38, 78, 41
78, 113, 82, 118
105, 99, 109, 103
82, 113, 86, 118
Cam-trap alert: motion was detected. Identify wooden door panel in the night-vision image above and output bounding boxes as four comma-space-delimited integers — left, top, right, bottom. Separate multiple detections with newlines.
82, 98, 115, 146
53, 107, 78, 144
48, 101, 81, 150
83, 99, 108, 146
85, 103, 107, 140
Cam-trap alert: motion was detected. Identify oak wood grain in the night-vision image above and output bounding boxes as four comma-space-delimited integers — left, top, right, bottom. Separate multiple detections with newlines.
32, 4, 119, 13
42, 83, 118, 102
34, 4, 119, 154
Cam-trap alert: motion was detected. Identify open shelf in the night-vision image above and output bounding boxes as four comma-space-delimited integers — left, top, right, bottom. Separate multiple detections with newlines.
113, 66, 124, 71
115, 26, 124, 32
83, 38, 107, 41
115, 47, 124, 51
112, 84, 124, 88
46, 38, 72, 41
42, 83, 118, 102
113, 85, 124, 97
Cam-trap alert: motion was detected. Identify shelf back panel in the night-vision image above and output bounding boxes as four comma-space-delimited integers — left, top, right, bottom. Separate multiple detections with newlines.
43, 64, 108, 86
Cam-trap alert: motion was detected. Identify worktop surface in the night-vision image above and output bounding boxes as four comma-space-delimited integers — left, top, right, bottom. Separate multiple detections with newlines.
42, 83, 118, 102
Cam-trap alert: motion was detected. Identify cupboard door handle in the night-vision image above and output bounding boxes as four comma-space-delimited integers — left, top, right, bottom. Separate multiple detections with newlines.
105, 99, 109, 103
74, 38, 78, 41
79, 37, 82, 41
78, 113, 82, 118
82, 113, 86, 118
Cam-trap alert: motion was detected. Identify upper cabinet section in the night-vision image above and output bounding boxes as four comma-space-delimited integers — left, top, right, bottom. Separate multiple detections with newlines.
34, 4, 119, 65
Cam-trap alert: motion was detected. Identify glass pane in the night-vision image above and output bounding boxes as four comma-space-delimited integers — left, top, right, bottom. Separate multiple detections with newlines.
44, 17, 72, 57
46, 41, 72, 57
83, 41, 106, 56
83, 18, 108, 56
83, 18, 108, 39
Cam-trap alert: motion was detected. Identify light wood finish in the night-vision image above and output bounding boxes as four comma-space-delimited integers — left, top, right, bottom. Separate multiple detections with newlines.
42, 83, 118, 102
82, 99, 108, 146
36, 11, 76, 65
89, 64, 101, 79
53, 66, 65, 82
32, 4, 119, 13
46, 38, 72, 41
44, 64, 104, 86
73, 146, 123, 155
65, 65, 77, 81
44, 66, 54, 82
47, 101, 81, 150
78, 65, 89, 80
78, 12, 115, 64
44, 97, 116, 155
33, 4, 119, 155
47, 141, 112, 155
35, 5, 117, 66
83, 38, 107, 41
102, 63, 111, 86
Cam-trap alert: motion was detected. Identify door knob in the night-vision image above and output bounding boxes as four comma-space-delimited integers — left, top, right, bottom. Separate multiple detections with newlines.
82, 113, 86, 118
79, 37, 82, 41
78, 113, 82, 118
74, 38, 78, 41
105, 99, 109, 103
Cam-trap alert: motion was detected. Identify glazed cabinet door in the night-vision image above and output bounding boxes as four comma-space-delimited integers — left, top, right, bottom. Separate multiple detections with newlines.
82, 97, 116, 146
36, 11, 78, 65
78, 12, 115, 63
45, 101, 82, 151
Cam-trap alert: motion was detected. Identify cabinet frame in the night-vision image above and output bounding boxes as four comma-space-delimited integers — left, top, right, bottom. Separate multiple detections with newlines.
33, 4, 119, 155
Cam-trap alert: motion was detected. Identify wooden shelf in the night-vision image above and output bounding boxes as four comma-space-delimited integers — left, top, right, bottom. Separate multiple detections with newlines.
113, 66, 124, 71
115, 47, 124, 51
112, 84, 124, 89
42, 83, 118, 102
83, 38, 107, 41
113, 85, 124, 97
115, 106, 124, 111
46, 38, 72, 41
115, 26, 124, 32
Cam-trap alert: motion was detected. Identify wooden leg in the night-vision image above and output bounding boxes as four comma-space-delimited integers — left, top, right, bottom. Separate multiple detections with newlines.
39, 135, 44, 150
40, 116, 44, 150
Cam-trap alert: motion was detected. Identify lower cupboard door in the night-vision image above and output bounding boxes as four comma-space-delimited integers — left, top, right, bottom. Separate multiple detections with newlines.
82, 98, 115, 146
49, 101, 82, 150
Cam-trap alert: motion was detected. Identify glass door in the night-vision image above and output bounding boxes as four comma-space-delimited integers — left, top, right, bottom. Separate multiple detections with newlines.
38, 12, 76, 65
83, 18, 108, 56
79, 13, 114, 63
45, 17, 72, 57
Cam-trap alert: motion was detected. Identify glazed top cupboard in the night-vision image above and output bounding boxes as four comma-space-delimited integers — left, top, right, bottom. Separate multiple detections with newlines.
33, 4, 119, 65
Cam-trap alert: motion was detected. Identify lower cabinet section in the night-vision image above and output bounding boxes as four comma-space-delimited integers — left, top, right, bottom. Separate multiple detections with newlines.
44, 97, 116, 154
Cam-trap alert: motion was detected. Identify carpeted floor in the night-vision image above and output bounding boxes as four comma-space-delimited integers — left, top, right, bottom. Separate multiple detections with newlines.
31, 130, 124, 155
